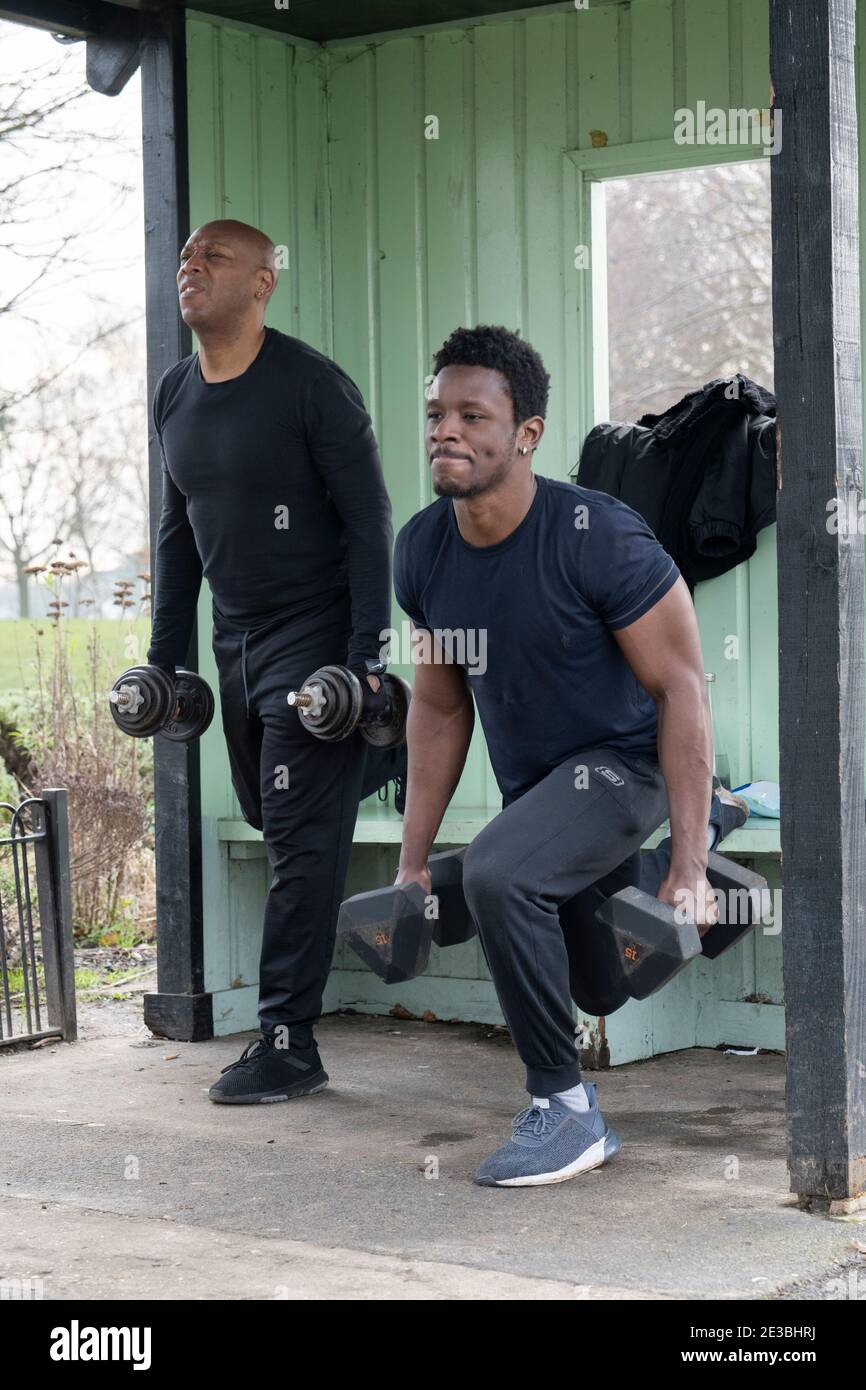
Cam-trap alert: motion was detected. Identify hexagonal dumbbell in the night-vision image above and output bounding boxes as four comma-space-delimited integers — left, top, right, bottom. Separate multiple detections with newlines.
698, 852, 772, 959
336, 848, 476, 984
593, 887, 703, 1001
337, 879, 432, 985
573, 851, 770, 1015
428, 848, 476, 949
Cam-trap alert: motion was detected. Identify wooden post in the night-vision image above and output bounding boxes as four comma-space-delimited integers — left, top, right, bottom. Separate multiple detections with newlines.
139, 7, 211, 1042
770, 0, 866, 1205
34, 790, 77, 1042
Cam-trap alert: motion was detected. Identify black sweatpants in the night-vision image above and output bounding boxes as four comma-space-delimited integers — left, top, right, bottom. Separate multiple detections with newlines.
211, 596, 407, 1042
461, 746, 669, 1098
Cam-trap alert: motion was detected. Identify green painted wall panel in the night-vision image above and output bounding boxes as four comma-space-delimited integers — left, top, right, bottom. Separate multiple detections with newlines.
254, 39, 292, 303
219, 30, 258, 217
294, 49, 333, 353
327, 48, 378, 407
524, 14, 569, 469
576, 4, 623, 150
423, 31, 478, 370
739, 0, 771, 112
630, 0, 676, 141
747, 525, 779, 785
473, 23, 523, 322
186, 19, 221, 211
374, 38, 427, 531
684, 0, 731, 111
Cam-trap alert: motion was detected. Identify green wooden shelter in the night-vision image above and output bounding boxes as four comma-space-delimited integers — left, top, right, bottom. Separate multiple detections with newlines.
5, 0, 864, 1207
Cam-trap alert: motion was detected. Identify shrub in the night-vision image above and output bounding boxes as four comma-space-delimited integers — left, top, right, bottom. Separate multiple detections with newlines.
8, 556, 155, 941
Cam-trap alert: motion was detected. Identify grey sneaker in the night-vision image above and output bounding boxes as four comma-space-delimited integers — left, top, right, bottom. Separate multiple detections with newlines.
474, 1083, 621, 1187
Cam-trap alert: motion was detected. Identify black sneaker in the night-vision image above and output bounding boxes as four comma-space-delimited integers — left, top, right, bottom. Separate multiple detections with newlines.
208, 1034, 329, 1105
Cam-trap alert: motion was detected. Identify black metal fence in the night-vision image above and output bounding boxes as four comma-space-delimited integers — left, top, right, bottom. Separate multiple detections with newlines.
0, 789, 76, 1047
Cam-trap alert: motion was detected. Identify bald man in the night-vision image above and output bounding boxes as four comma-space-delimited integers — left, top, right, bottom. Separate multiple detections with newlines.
147, 219, 405, 1102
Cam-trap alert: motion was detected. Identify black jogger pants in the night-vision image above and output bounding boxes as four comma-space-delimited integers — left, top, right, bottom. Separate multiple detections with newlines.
211, 597, 406, 1043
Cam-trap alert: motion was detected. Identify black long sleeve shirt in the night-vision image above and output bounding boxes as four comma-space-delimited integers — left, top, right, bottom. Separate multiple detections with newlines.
146, 328, 392, 670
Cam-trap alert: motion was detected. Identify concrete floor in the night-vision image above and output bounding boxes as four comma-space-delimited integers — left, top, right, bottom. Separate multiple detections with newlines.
1, 1013, 863, 1300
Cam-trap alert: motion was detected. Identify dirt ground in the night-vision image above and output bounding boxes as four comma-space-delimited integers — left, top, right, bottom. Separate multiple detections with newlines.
3, 992, 865, 1300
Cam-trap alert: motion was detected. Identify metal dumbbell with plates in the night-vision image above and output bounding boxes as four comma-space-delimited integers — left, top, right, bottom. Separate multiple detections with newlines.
571, 851, 770, 1016
336, 848, 476, 984
287, 664, 411, 748
109, 665, 215, 743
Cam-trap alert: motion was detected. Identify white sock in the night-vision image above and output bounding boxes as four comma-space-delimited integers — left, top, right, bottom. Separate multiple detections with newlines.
533, 1082, 591, 1114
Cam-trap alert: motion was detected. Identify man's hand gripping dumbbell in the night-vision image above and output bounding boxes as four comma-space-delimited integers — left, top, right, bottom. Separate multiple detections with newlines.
286, 663, 411, 748
108, 663, 215, 743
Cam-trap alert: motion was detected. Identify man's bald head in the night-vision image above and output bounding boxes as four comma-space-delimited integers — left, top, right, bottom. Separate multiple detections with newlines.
196, 220, 280, 286
177, 219, 280, 335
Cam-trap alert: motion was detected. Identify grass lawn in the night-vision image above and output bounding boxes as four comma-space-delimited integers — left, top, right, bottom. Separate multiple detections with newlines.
0, 618, 150, 701
4, 964, 102, 995
0, 617, 157, 952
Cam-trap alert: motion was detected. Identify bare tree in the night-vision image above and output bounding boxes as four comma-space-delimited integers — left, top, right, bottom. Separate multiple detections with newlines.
605, 160, 773, 422
1, 326, 147, 616
0, 43, 137, 334
1, 393, 72, 617
55, 334, 149, 611
0, 27, 145, 614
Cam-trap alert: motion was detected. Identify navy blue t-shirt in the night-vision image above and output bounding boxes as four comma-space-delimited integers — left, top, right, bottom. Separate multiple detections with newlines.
393, 474, 681, 802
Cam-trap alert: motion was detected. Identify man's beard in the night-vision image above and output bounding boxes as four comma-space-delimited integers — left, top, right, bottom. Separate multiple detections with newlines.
431, 446, 515, 500
432, 476, 482, 499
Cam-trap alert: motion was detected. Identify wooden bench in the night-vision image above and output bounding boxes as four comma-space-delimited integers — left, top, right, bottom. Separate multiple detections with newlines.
218, 810, 781, 857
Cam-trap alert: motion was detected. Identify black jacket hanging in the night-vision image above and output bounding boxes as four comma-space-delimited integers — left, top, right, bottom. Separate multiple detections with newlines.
575, 374, 778, 591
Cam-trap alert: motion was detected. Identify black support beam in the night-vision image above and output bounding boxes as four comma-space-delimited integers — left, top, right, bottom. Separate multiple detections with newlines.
0, 0, 143, 96
0, 0, 107, 39
139, 6, 211, 1042
86, 5, 142, 95
770, 0, 866, 1205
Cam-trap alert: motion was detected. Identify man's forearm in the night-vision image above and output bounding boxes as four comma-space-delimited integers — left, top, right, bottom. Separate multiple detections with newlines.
305, 367, 393, 668
343, 507, 393, 668
148, 544, 204, 669
147, 462, 204, 669
655, 677, 714, 872
399, 695, 474, 869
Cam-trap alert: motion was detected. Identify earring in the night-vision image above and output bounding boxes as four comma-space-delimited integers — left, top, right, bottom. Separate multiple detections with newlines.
520, 446, 528, 455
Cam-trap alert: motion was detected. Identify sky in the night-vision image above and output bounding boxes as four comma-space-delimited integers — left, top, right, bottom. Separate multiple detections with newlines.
0, 18, 147, 595
0, 18, 145, 392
